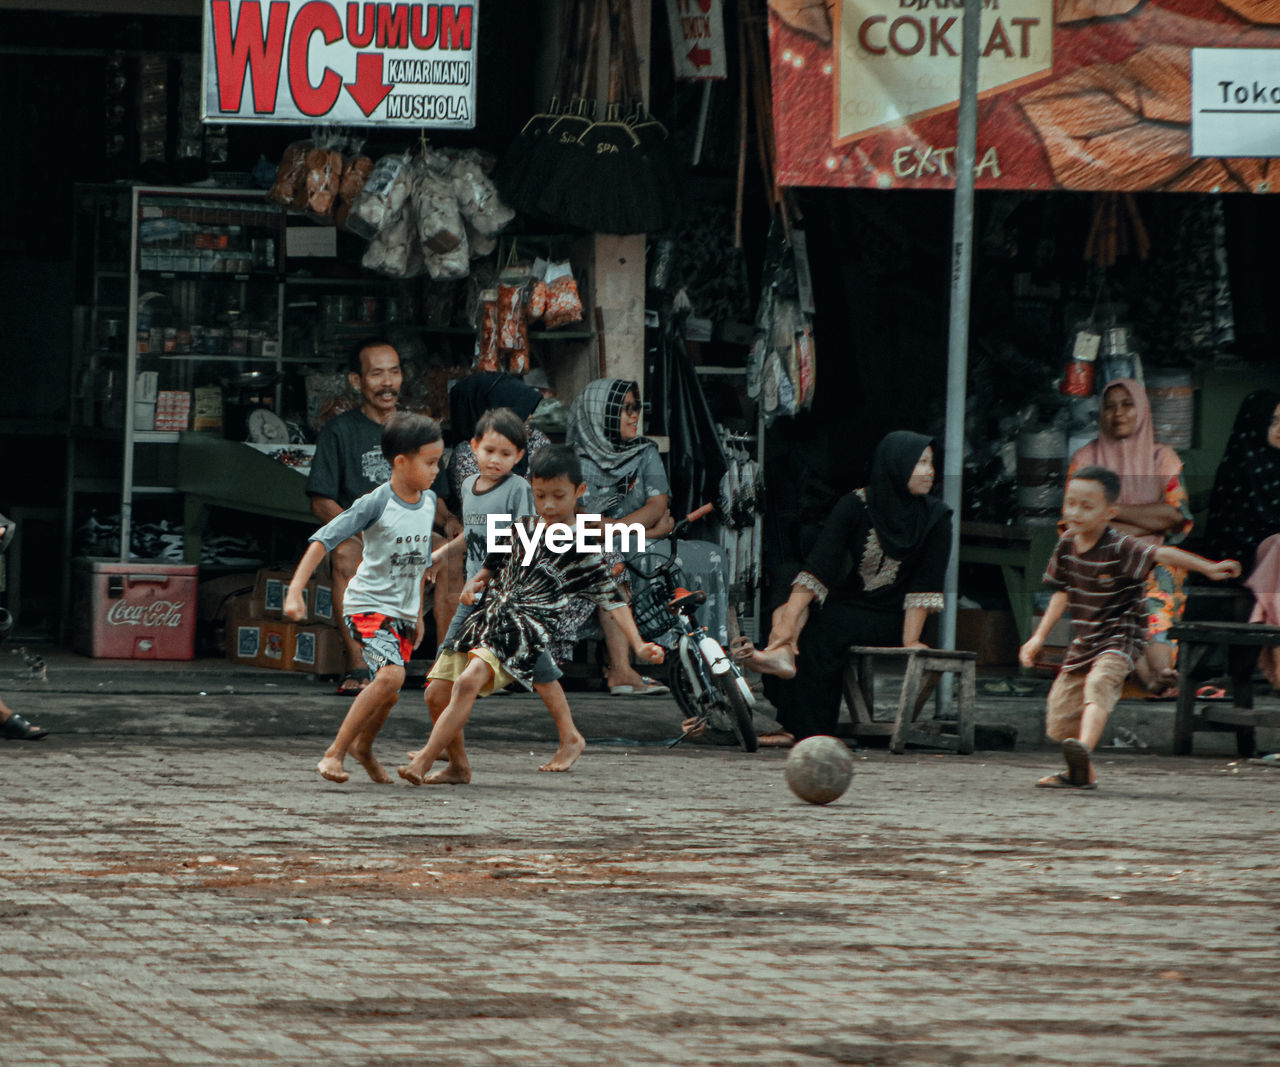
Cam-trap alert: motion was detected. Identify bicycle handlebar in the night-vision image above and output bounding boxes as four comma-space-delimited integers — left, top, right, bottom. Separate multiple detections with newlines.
623, 503, 716, 581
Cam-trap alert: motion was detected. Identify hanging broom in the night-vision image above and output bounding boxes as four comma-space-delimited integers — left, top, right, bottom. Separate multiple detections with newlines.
541, 0, 662, 233
617, 0, 681, 232
495, 0, 583, 211
501, 0, 596, 216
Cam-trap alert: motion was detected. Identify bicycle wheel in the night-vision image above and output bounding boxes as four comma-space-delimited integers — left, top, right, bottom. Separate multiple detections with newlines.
714, 668, 758, 752
667, 658, 702, 722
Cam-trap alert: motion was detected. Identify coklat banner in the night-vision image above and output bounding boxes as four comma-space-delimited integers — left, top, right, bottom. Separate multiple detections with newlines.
768, 0, 1280, 191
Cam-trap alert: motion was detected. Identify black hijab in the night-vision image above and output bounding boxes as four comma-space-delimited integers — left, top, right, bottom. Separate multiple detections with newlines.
449, 372, 541, 443
865, 430, 950, 559
1206, 390, 1280, 568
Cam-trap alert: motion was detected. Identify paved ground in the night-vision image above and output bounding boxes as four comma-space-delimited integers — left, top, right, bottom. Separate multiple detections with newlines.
3, 649, 1279, 1064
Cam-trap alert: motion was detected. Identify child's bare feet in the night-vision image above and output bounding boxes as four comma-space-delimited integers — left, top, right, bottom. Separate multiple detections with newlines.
397, 764, 425, 786
424, 761, 472, 784
405, 748, 450, 763
317, 756, 349, 783
539, 731, 585, 772
349, 743, 392, 784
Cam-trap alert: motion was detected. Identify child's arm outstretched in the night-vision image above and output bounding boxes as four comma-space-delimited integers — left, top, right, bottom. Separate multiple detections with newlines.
460, 568, 492, 606
284, 541, 327, 621
1019, 590, 1068, 668
1154, 546, 1242, 582
604, 603, 665, 665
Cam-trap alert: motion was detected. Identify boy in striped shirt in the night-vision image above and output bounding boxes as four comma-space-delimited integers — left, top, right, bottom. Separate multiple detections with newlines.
1019, 465, 1240, 789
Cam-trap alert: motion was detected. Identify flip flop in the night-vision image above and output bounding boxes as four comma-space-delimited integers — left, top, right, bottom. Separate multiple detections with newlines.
1061, 737, 1094, 787
0, 712, 47, 741
1196, 685, 1228, 701
1035, 772, 1097, 790
756, 731, 796, 748
335, 669, 371, 696
609, 679, 670, 696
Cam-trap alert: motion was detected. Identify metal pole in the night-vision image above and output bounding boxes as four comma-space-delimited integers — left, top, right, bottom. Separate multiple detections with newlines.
938, 0, 982, 703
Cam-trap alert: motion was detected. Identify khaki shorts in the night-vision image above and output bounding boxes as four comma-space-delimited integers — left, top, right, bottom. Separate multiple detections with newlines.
1045, 652, 1130, 741
427, 648, 514, 697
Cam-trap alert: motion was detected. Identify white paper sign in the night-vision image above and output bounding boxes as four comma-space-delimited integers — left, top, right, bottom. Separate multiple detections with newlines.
202, 0, 477, 127
665, 0, 727, 80
1192, 48, 1280, 159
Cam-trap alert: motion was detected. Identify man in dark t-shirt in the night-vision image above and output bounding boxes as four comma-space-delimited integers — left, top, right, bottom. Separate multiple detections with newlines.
306, 339, 405, 690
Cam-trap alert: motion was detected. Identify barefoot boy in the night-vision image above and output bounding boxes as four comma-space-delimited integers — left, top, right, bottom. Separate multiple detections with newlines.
421, 407, 586, 778
286, 413, 443, 784
1020, 465, 1240, 790
399, 445, 664, 786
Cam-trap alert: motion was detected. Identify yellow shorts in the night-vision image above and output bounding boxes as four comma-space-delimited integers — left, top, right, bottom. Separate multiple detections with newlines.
1045, 652, 1130, 741
427, 648, 514, 697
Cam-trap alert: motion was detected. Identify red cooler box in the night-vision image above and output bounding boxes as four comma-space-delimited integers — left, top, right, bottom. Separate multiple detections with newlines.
72, 558, 199, 660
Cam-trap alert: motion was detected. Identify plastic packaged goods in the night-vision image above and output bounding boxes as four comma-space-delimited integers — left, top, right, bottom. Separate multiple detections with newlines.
542, 261, 584, 329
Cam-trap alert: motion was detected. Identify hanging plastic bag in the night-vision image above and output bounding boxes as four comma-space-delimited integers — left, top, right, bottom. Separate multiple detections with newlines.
475, 289, 500, 372
412, 161, 465, 254
543, 260, 584, 329
267, 140, 312, 210
347, 152, 412, 239
449, 149, 515, 236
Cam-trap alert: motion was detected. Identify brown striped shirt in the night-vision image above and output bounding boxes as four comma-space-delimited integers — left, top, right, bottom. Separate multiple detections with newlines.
1043, 527, 1158, 672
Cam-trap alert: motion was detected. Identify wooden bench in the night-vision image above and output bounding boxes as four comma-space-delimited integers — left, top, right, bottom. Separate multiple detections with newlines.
841, 646, 976, 754
1169, 620, 1280, 757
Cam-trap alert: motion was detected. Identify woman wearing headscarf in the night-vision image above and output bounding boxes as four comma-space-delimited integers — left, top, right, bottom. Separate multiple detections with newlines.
556, 378, 681, 696
736, 431, 952, 745
1066, 379, 1192, 695
1206, 390, 1280, 686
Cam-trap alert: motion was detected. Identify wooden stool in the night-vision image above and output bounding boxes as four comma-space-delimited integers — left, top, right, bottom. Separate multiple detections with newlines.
841, 646, 976, 754
1169, 620, 1280, 757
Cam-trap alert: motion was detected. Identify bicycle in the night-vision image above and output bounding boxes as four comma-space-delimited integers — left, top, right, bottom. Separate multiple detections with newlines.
625, 504, 758, 752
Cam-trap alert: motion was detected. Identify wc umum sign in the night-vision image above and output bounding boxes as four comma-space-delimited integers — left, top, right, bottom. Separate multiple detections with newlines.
767, 0, 1280, 191
201, 0, 478, 127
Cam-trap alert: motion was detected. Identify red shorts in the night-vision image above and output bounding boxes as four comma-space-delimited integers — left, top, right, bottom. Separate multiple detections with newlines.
344, 613, 415, 672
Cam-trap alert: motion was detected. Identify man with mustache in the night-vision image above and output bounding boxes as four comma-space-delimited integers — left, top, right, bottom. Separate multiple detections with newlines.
308, 337, 407, 693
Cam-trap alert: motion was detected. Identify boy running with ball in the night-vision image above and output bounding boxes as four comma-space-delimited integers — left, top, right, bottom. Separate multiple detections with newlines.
1020, 465, 1240, 790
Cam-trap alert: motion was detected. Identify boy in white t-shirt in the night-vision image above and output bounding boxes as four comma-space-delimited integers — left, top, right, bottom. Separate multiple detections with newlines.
287, 413, 444, 784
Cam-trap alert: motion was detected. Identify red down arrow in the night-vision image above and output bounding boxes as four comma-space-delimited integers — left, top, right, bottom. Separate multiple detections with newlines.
688, 44, 712, 69
345, 53, 393, 117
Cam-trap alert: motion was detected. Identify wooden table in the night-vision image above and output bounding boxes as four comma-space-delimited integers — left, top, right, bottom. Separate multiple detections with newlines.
1169, 620, 1280, 757
176, 433, 315, 565
958, 521, 1060, 644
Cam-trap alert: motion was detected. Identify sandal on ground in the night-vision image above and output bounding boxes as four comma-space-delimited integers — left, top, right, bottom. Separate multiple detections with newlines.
1196, 685, 1228, 701
756, 731, 796, 748
1035, 772, 1097, 790
335, 669, 371, 695
609, 676, 670, 696
1061, 737, 1094, 786
0, 713, 48, 741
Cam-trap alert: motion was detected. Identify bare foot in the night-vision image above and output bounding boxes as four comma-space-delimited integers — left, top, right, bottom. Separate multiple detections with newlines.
747, 645, 797, 680
424, 762, 472, 784
349, 745, 392, 784
1154, 666, 1179, 690
539, 732, 585, 772
397, 764, 425, 786
405, 748, 450, 763
317, 756, 349, 783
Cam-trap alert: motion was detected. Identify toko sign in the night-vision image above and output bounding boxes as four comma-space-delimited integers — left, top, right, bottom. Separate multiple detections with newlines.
202, 0, 478, 127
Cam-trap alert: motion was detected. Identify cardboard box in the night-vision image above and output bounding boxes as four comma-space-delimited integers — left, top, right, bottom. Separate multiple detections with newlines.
253, 567, 334, 625
198, 573, 258, 623
955, 609, 1020, 667
226, 606, 344, 674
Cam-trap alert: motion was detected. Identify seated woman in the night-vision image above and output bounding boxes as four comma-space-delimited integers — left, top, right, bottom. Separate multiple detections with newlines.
1068, 378, 1193, 696
559, 378, 684, 696
1206, 390, 1280, 686
735, 431, 951, 746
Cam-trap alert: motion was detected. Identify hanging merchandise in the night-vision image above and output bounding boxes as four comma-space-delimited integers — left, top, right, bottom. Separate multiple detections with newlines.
542, 261, 585, 329
748, 222, 816, 425
647, 309, 730, 518
346, 152, 413, 238
267, 130, 372, 226
475, 289, 501, 372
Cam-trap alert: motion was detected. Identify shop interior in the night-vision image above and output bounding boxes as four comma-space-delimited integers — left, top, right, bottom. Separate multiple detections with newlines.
3, 2, 1280, 676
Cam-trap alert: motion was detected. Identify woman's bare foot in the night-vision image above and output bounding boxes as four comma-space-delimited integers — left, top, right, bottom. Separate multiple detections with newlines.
424, 762, 471, 784
748, 645, 797, 680
348, 744, 392, 784
317, 756, 350, 783
540, 732, 585, 772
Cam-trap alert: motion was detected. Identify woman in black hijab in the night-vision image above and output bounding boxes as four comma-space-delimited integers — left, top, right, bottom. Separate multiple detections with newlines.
1205, 390, 1280, 574
735, 431, 952, 744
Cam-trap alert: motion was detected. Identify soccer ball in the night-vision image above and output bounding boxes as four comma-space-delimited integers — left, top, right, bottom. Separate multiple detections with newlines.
785, 735, 854, 805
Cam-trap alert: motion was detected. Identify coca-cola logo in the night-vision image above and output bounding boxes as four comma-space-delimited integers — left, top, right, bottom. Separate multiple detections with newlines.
105, 599, 186, 628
